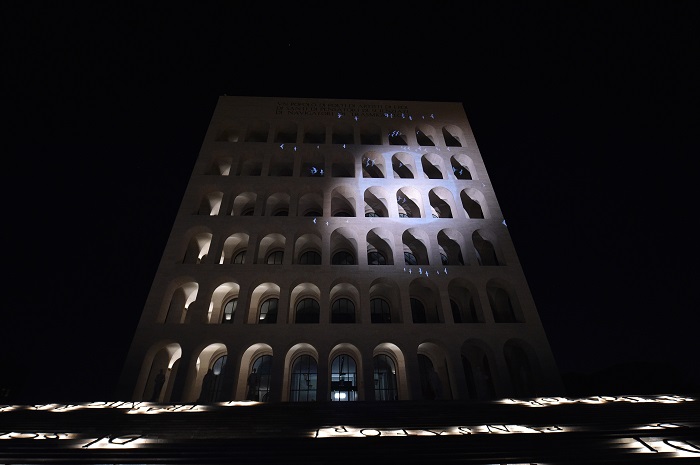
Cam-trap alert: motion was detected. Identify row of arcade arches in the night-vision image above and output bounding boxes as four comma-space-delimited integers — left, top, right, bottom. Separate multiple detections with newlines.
159, 277, 523, 325
207, 151, 477, 181
140, 339, 540, 403
197, 186, 487, 220
182, 227, 503, 268
216, 119, 466, 149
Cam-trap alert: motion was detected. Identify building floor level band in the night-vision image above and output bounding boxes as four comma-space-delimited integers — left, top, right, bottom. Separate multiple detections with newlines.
117, 96, 564, 404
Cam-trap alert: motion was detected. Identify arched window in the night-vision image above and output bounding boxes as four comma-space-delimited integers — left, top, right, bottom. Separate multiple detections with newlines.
330, 355, 357, 401
332, 251, 355, 265
299, 250, 321, 265
451, 298, 478, 323
289, 354, 317, 402
451, 299, 462, 323
373, 354, 398, 401
370, 298, 391, 323
198, 354, 227, 403
303, 210, 322, 217
247, 355, 272, 402
258, 298, 278, 324
489, 287, 517, 323
367, 251, 386, 265
417, 354, 441, 400
295, 298, 320, 323
222, 298, 237, 324
232, 250, 246, 264
404, 252, 417, 266
266, 250, 284, 265
331, 298, 355, 323
411, 298, 426, 323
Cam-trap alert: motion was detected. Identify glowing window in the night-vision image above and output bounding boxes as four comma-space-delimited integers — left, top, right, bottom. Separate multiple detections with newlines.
222, 298, 237, 324
258, 298, 278, 324
330, 355, 357, 401
247, 355, 272, 402
374, 354, 398, 401
290, 354, 318, 402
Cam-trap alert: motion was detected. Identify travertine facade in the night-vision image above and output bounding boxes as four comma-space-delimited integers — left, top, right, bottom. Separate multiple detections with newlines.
117, 96, 563, 402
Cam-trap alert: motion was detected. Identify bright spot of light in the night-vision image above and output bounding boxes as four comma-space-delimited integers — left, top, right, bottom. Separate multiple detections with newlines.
334, 392, 347, 400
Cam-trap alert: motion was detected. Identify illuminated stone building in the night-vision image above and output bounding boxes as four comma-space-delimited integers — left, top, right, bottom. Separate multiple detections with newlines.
117, 96, 564, 403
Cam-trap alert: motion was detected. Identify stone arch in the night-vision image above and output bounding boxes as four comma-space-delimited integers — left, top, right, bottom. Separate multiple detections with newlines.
230, 192, 257, 216
361, 151, 385, 178
415, 124, 438, 147
369, 277, 402, 323
396, 186, 422, 218
329, 282, 360, 323
417, 342, 453, 400
429, 187, 456, 219
366, 227, 395, 266
160, 280, 199, 323
297, 191, 323, 217
257, 233, 286, 264
282, 343, 320, 401
208, 282, 240, 324
136, 342, 181, 402
236, 343, 274, 400
191, 342, 229, 402
246, 282, 281, 324
363, 186, 389, 217
328, 343, 363, 401
448, 277, 482, 323
264, 192, 290, 216
442, 124, 464, 147
438, 228, 466, 266
221, 233, 250, 264
409, 277, 442, 323
289, 282, 322, 323
330, 227, 358, 265
450, 154, 476, 180
182, 231, 212, 264
504, 339, 542, 397
373, 343, 409, 400
461, 188, 487, 219
391, 152, 415, 178
294, 232, 322, 264
460, 340, 497, 399
421, 152, 444, 179
402, 228, 431, 266
196, 191, 223, 215
473, 229, 502, 266
331, 186, 356, 217
486, 278, 523, 323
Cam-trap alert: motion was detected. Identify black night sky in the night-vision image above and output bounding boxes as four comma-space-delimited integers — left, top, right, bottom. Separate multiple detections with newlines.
4, 2, 699, 403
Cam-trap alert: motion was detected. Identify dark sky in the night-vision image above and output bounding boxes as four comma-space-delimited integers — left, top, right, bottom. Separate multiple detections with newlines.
4, 2, 699, 403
